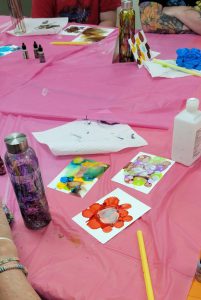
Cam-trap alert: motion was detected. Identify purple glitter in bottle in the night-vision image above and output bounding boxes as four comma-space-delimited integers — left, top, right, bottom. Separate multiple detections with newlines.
0, 156, 6, 175
4, 133, 51, 230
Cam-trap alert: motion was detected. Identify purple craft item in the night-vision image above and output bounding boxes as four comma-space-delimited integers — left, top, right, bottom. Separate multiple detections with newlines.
4, 133, 51, 230
0, 156, 6, 175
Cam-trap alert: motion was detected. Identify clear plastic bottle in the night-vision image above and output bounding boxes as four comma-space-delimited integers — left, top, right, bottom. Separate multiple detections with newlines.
119, 0, 135, 63
171, 98, 201, 166
4, 133, 51, 230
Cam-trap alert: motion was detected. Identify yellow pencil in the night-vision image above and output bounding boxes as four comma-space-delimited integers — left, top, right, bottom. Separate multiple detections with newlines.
137, 230, 155, 300
50, 41, 91, 46
153, 58, 201, 77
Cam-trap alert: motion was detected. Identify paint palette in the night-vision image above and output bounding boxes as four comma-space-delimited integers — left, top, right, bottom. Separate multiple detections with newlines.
128, 30, 152, 68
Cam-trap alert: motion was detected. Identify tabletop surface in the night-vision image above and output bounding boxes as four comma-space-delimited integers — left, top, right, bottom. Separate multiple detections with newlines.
1, 16, 201, 300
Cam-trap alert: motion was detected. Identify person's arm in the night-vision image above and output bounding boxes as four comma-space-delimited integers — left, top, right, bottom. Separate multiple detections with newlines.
99, 10, 117, 27
32, 0, 55, 18
0, 203, 40, 300
99, 0, 121, 27
163, 6, 201, 34
140, 1, 191, 33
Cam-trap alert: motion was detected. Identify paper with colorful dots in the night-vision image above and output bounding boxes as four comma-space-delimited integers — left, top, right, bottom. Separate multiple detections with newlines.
72, 188, 151, 243
128, 30, 159, 68
48, 157, 109, 198
112, 152, 175, 194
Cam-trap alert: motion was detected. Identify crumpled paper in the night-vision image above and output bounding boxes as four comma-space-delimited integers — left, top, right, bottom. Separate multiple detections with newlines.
32, 120, 147, 156
143, 59, 194, 78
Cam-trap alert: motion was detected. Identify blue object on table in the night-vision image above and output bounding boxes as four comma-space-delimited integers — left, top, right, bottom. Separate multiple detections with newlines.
0, 45, 20, 57
176, 48, 201, 70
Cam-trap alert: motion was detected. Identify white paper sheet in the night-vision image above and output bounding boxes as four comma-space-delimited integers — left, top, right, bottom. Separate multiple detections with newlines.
143, 59, 199, 78
32, 120, 147, 156
7, 18, 68, 36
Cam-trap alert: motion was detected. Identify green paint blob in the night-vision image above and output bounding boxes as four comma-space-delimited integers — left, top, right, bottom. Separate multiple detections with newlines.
133, 177, 147, 186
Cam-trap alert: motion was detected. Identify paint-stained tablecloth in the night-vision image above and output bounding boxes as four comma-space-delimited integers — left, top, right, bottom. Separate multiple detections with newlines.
0, 16, 201, 300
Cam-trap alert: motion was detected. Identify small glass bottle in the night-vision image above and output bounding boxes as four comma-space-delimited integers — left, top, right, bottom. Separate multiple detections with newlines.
38, 45, 46, 63
195, 260, 201, 282
33, 41, 39, 59
4, 133, 51, 230
119, 0, 135, 63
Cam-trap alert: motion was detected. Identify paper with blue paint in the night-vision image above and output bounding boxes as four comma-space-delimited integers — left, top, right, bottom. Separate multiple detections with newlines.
0, 45, 20, 57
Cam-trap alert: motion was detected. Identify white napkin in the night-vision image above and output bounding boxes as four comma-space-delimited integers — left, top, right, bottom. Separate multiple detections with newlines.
143, 59, 196, 78
32, 120, 147, 156
0, 21, 12, 34
8, 18, 68, 36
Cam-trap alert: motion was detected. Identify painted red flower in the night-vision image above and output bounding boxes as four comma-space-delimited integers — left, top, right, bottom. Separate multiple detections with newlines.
82, 197, 133, 233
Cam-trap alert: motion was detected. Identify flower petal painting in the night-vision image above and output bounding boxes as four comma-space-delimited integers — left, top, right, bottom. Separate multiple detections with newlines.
82, 196, 133, 233
72, 188, 151, 244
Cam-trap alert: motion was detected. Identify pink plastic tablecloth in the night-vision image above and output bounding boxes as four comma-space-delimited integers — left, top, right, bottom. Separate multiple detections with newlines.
1, 16, 201, 300
0, 16, 201, 129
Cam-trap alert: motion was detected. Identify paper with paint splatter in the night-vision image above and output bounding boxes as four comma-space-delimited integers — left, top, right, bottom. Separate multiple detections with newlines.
73, 27, 114, 43
72, 188, 151, 243
0, 45, 20, 57
8, 18, 68, 36
112, 152, 175, 194
60, 25, 88, 36
128, 30, 159, 68
48, 157, 109, 198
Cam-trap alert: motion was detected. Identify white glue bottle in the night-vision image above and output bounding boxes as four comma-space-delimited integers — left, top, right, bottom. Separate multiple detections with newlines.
171, 98, 201, 166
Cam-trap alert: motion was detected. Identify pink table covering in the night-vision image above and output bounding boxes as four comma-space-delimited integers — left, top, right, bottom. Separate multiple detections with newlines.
0, 17, 201, 129
1, 16, 201, 300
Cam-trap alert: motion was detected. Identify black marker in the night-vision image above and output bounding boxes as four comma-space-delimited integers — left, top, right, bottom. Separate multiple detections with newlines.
33, 41, 39, 59
22, 43, 29, 59
38, 44, 46, 63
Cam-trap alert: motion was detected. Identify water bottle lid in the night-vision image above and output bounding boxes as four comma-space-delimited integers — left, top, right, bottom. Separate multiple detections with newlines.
121, 0, 133, 9
186, 98, 200, 113
4, 133, 28, 154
